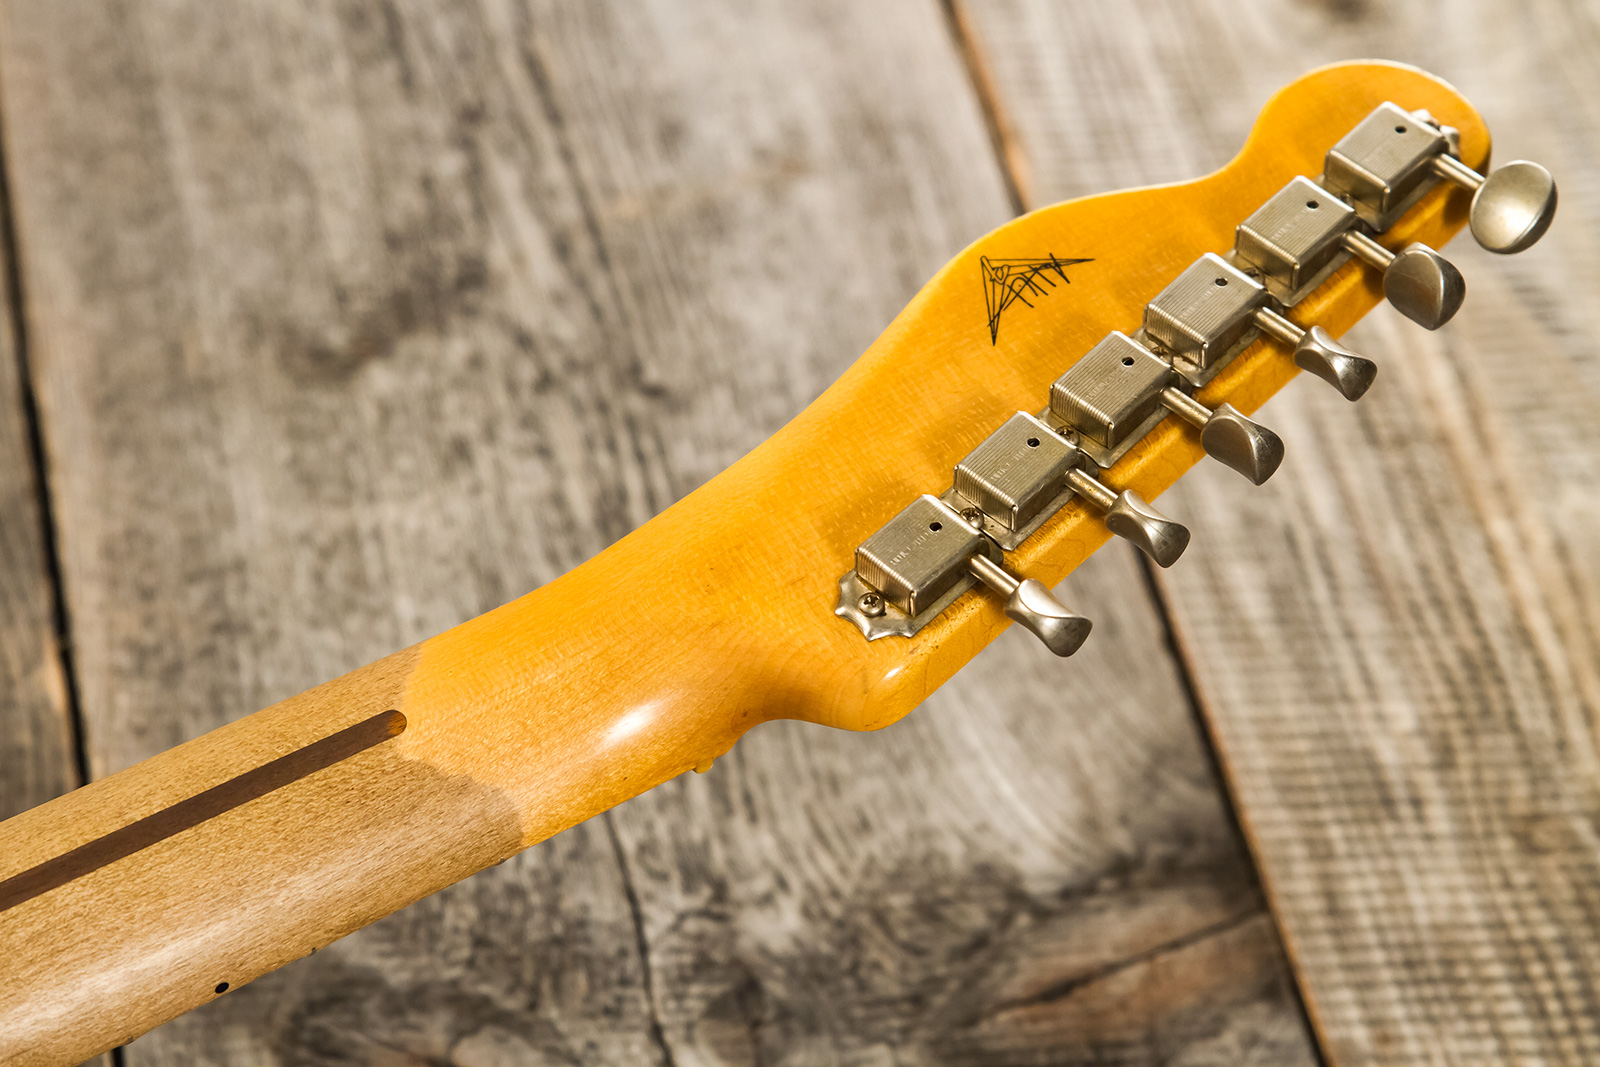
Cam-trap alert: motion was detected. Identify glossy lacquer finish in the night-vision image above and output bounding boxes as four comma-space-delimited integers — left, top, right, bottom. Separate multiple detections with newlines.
0, 61, 1483, 1065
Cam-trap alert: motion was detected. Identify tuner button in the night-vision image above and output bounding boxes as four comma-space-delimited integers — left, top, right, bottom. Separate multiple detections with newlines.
1386, 244, 1466, 330
1106, 490, 1191, 567
1340, 231, 1464, 330
1201, 405, 1284, 486
1252, 308, 1378, 402
1431, 153, 1559, 255
1471, 160, 1558, 254
1007, 580, 1093, 658
1158, 387, 1284, 485
1068, 465, 1190, 567
967, 555, 1093, 658
1293, 326, 1378, 402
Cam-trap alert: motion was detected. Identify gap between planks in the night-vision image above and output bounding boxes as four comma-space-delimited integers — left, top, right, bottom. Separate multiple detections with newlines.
0, 41, 115, 1067
940, 1, 1329, 1057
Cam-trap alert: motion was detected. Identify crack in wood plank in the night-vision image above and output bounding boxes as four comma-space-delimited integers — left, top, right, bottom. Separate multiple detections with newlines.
978, 906, 1264, 1020
604, 811, 679, 1067
939, 0, 1030, 215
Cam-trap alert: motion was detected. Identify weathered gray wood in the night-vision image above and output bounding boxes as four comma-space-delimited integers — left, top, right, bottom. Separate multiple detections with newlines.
0, 0, 1313, 1062
0, 191, 76, 825
612, 567, 1314, 1066
959, 0, 1600, 1062
0, 126, 107, 1067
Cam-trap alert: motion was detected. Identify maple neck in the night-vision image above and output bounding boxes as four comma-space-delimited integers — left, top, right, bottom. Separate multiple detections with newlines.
0, 61, 1487, 1065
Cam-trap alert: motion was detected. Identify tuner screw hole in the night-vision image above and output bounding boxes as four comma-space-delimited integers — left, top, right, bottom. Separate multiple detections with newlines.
1306, 199, 1320, 209
1026, 437, 1040, 447
1214, 277, 1227, 286
929, 521, 942, 532
1395, 125, 1407, 133
1121, 356, 1135, 366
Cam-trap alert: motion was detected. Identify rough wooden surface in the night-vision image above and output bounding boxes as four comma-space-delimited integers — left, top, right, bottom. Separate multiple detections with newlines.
0, 0, 1315, 1064
960, 0, 1600, 1063
0, 162, 76, 826
0, 114, 110, 1067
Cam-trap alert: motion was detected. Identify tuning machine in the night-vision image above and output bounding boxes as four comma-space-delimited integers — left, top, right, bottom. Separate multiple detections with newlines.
837, 494, 1091, 657
1323, 102, 1557, 255
1048, 327, 1282, 489
952, 411, 1190, 568
1236, 176, 1464, 330
1252, 307, 1376, 401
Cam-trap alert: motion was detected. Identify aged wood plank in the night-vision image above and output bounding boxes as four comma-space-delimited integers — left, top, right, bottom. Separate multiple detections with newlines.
611, 563, 1314, 1065
959, 0, 1600, 1061
0, 105, 109, 1067
0, 159, 77, 825
0, 0, 1311, 1061
0, 2, 679, 1060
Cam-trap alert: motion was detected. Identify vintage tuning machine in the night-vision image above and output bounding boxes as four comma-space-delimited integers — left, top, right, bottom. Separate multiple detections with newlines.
1051, 323, 1283, 487
954, 412, 1189, 567
1145, 250, 1377, 402
838, 494, 1092, 657
1323, 102, 1558, 255
1236, 175, 1465, 331
838, 101, 1557, 657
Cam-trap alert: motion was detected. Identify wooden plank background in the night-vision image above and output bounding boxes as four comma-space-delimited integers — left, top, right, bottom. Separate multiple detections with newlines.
0, 183, 75, 826
961, 2, 1600, 1063
0, 0, 1589, 1064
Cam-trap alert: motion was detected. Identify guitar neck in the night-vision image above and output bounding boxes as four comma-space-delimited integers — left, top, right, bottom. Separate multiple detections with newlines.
0, 530, 771, 1064
0, 61, 1497, 1065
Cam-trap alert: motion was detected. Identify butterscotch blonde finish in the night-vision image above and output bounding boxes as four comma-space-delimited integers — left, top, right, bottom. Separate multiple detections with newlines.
0, 62, 1484, 1065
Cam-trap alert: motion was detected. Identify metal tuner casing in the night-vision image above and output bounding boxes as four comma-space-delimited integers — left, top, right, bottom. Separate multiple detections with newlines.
952, 413, 1079, 548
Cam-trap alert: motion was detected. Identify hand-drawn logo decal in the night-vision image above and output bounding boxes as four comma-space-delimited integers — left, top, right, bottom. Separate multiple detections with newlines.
981, 254, 1093, 344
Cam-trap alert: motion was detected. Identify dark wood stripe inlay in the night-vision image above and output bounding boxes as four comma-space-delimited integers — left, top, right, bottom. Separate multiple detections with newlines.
0, 710, 406, 914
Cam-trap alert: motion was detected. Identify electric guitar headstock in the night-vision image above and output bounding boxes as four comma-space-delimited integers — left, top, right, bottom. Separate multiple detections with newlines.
770, 60, 1554, 729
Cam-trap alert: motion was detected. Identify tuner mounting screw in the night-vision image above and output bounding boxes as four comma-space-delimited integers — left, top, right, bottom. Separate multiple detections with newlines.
959, 506, 986, 529
858, 591, 885, 617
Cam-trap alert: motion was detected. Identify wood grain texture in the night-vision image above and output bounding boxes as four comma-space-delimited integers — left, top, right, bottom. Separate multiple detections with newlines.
606, 584, 1311, 1067
959, 0, 1600, 1062
0, 0, 1321, 1063
0, 164, 112, 1067
0, 172, 75, 827
0, 107, 111, 1067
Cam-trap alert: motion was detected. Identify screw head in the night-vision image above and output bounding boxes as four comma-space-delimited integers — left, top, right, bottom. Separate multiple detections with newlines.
858, 591, 885, 617
960, 507, 985, 529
